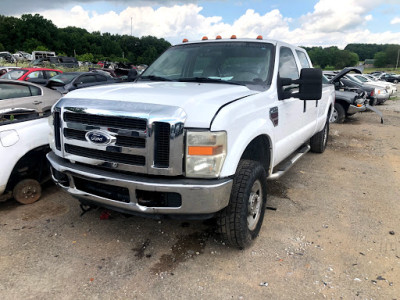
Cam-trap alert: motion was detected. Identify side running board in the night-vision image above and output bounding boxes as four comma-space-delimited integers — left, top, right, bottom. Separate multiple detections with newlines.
267, 144, 310, 181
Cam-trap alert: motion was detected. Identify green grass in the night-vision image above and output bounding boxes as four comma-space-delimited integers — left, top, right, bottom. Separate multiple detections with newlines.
363, 67, 400, 74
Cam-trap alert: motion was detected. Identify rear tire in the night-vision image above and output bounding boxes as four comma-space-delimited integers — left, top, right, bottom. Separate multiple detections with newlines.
217, 160, 267, 249
310, 118, 329, 153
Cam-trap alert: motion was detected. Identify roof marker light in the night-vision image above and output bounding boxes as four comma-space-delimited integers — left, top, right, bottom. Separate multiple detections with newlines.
202, 36, 208, 40
216, 35, 222, 40
256, 35, 263, 40
182, 38, 189, 43
230, 35, 237, 39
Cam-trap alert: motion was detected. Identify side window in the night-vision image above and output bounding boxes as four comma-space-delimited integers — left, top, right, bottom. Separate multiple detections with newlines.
29, 86, 42, 96
46, 71, 60, 78
0, 83, 32, 99
279, 47, 299, 80
95, 75, 107, 82
296, 50, 311, 68
79, 75, 96, 84
26, 71, 44, 79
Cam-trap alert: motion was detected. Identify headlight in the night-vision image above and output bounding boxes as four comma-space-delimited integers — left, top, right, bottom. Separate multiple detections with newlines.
48, 113, 55, 148
185, 131, 227, 178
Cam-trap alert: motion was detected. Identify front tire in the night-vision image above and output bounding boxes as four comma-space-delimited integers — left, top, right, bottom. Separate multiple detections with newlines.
217, 160, 267, 249
13, 179, 42, 205
330, 103, 345, 123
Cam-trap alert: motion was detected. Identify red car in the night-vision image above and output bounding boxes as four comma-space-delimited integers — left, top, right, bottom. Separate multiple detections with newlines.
0, 67, 63, 86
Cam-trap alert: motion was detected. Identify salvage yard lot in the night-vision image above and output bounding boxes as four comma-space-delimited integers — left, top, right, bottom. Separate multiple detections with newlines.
1, 88, 400, 299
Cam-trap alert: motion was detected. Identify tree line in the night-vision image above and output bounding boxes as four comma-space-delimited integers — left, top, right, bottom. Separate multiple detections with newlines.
345, 43, 400, 68
0, 14, 171, 65
0, 14, 399, 68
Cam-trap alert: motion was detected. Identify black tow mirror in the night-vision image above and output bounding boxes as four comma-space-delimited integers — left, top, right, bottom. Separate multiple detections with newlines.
278, 68, 322, 100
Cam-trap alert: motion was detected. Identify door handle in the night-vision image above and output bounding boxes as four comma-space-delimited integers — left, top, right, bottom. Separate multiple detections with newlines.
33, 101, 42, 105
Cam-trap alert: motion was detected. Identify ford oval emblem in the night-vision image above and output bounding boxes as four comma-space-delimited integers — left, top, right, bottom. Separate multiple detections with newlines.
85, 131, 112, 145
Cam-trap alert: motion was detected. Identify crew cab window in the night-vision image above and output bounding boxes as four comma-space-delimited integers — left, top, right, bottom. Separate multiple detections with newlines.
296, 50, 310, 68
78, 75, 96, 84
279, 47, 299, 80
0, 83, 33, 99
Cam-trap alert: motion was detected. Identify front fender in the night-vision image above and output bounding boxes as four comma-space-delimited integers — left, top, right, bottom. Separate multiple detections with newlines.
0, 117, 49, 195
210, 92, 275, 177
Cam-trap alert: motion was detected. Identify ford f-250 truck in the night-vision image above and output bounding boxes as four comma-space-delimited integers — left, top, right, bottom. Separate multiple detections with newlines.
47, 37, 335, 248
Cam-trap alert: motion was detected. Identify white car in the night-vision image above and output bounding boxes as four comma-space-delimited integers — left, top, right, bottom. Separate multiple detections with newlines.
353, 74, 397, 95
0, 116, 51, 204
347, 73, 395, 96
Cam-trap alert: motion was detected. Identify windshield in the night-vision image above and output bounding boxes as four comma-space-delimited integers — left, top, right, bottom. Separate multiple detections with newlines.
0, 69, 27, 80
140, 42, 274, 87
49, 74, 77, 84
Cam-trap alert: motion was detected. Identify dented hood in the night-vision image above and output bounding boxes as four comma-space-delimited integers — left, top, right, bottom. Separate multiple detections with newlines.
61, 81, 258, 128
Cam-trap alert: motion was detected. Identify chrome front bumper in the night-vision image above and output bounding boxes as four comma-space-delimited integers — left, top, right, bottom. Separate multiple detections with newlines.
47, 152, 232, 215
347, 104, 367, 114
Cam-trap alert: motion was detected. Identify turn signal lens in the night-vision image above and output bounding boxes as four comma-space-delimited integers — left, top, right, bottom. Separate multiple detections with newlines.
188, 146, 223, 156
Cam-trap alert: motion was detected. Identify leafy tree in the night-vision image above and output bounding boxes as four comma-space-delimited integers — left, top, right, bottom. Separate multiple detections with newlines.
0, 42, 4, 51
385, 45, 400, 67
344, 43, 385, 61
76, 53, 95, 62
374, 52, 387, 68
22, 38, 44, 53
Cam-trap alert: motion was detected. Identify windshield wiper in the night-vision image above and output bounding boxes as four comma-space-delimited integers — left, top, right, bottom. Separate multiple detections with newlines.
178, 77, 243, 86
139, 75, 173, 81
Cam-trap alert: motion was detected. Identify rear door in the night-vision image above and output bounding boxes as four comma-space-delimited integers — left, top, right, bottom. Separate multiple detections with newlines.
0, 82, 43, 115
25, 70, 47, 86
272, 45, 317, 165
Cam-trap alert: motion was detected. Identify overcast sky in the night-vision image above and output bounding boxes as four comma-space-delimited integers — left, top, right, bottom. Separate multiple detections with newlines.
1, 0, 400, 47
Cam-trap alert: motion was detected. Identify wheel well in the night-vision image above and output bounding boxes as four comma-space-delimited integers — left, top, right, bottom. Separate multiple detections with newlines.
240, 135, 271, 176
334, 99, 349, 110
5, 145, 51, 192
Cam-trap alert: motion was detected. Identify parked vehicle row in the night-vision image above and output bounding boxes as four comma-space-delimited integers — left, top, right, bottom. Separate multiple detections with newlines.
322, 67, 399, 123
0, 67, 62, 85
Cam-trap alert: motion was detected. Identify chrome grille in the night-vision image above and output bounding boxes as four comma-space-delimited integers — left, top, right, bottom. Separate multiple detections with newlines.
64, 112, 146, 130
65, 144, 146, 166
53, 100, 186, 176
64, 128, 146, 148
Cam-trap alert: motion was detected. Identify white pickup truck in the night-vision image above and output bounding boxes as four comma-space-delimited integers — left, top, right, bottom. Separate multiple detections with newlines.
47, 37, 335, 248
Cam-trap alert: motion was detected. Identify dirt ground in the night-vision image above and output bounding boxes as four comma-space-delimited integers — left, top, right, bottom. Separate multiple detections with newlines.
1, 89, 400, 299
